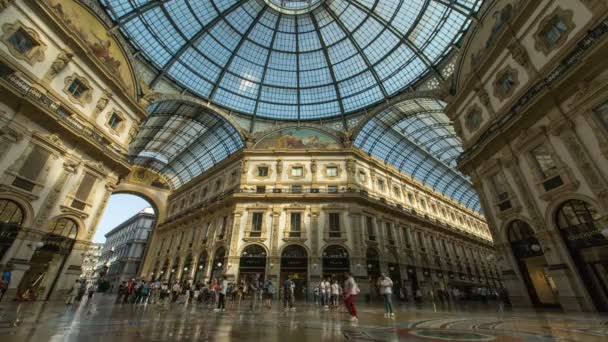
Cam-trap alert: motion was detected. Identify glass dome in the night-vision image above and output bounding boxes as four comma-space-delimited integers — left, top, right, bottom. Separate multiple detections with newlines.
101, 0, 481, 120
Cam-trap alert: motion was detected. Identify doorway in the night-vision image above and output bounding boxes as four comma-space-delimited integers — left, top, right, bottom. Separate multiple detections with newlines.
280, 245, 308, 300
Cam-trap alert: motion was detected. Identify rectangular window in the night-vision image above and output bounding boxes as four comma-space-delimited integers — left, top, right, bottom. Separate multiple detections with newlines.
201, 187, 208, 198
291, 167, 303, 177
18, 145, 50, 181
218, 216, 227, 239
251, 213, 263, 232
291, 185, 302, 193
257, 166, 268, 177
489, 172, 509, 202
530, 145, 558, 178
393, 186, 400, 197
328, 213, 340, 237
108, 113, 122, 130
215, 180, 222, 191
366, 216, 375, 241
326, 166, 338, 177
256, 185, 266, 193
327, 185, 338, 193
9, 28, 35, 54
386, 222, 394, 245
594, 102, 608, 131
403, 227, 411, 246
74, 172, 96, 201
358, 171, 366, 182
290, 212, 301, 238
377, 179, 385, 191
67, 79, 88, 98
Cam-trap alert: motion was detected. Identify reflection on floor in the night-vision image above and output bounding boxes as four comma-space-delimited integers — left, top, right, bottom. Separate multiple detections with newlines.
0, 295, 607, 341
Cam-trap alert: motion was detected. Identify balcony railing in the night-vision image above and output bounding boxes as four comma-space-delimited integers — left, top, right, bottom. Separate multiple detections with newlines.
0, 70, 127, 161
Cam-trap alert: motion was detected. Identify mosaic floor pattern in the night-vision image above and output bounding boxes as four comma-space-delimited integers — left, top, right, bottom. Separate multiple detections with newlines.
0, 295, 606, 341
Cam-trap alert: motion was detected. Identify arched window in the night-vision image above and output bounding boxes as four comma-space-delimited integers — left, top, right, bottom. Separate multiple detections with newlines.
507, 220, 542, 259
366, 247, 379, 260
556, 199, 605, 249
282, 245, 307, 258
0, 199, 24, 226
49, 218, 78, 239
241, 244, 266, 258
507, 220, 536, 242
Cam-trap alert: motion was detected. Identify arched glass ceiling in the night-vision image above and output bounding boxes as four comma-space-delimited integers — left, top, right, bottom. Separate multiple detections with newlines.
101, 0, 482, 120
354, 98, 481, 212
129, 101, 244, 189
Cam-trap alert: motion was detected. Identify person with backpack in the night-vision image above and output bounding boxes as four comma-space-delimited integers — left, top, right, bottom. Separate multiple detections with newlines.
343, 272, 360, 323
378, 273, 395, 319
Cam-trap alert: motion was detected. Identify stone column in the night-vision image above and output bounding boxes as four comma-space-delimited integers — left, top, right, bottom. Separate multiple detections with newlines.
310, 208, 320, 257
270, 208, 280, 256
0, 126, 22, 163
349, 210, 366, 279
535, 229, 591, 312
551, 119, 608, 210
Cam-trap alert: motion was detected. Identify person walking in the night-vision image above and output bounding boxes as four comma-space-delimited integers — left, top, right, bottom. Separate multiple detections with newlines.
330, 280, 340, 307
283, 276, 295, 311
343, 272, 359, 323
378, 273, 395, 319
0, 266, 11, 302
263, 279, 274, 308
215, 275, 228, 312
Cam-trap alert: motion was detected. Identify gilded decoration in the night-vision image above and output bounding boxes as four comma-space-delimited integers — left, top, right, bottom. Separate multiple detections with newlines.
127, 167, 170, 190
493, 66, 519, 102
254, 128, 341, 149
63, 73, 93, 106
533, 7, 575, 56
1, 21, 47, 65
464, 105, 483, 133
44, 0, 136, 97
94, 89, 112, 116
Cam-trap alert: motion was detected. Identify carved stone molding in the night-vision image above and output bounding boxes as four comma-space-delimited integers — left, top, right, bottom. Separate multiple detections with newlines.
94, 89, 112, 116
46, 50, 73, 80
493, 65, 519, 102
533, 7, 575, 56
507, 40, 534, 74
63, 73, 93, 106
1, 21, 47, 65
0, 0, 15, 12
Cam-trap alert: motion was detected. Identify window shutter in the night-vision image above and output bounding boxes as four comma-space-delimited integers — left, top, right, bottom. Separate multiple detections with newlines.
19, 146, 50, 181
75, 173, 97, 201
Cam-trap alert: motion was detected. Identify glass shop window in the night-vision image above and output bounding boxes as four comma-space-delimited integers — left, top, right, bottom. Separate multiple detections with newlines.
530, 144, 558, 178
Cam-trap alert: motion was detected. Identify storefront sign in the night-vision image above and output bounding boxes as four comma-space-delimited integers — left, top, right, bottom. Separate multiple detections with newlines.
239, 257, 266, 269
323, 257, 349, 270
281, 257, 307, 270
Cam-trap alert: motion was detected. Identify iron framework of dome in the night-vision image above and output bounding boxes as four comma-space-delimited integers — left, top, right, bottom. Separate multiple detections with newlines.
101, 0, 482, 120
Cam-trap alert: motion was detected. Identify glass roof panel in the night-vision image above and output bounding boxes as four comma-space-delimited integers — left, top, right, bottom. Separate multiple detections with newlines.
129, 101, 244, 189
101, 0, 482, 120
354, 98, 481, 213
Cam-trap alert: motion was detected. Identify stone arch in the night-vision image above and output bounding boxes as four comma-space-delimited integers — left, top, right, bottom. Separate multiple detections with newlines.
46, 214, 85, 241
499, 216, 540, 243
544, 193, 603, 232
238, 242, 270, 257
320, 242, 352, 258
113, 182, 167, 222
278, 242, 311, 257
0, 193, 35, 228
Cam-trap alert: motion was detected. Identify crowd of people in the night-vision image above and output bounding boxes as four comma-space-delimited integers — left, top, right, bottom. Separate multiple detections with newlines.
108, 272, 362, 322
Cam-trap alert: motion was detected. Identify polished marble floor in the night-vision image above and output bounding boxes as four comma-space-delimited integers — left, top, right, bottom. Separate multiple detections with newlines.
0, 295, 607, 341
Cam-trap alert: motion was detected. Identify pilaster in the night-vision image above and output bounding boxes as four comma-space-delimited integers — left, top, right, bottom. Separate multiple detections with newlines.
33, 159, 79, 229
